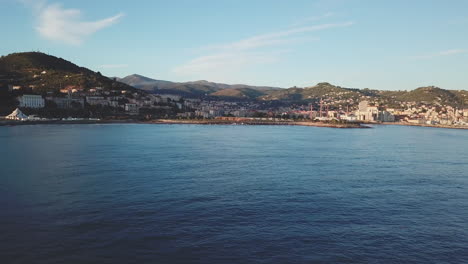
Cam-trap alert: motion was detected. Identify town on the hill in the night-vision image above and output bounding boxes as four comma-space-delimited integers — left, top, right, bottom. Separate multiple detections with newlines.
1, 52, 467, 127
2, 84, 468, 128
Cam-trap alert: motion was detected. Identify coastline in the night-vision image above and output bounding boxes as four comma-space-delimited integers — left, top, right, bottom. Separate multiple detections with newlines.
149, 119, 369, 128
377, 122, 468, 130
0, 119, 138, 126
0, 119, 368, 128
1, 119, 467, 130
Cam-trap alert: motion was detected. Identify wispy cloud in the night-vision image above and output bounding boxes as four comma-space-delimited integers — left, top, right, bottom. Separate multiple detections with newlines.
173, 21, 354, 80
204, 22, 350, 51
291, 12, 335, 27
413, 49, 467, 59
173, 51, 284, 77
439, 49, 466, 56
99, 64, 128, 69
21, 1, 123, 45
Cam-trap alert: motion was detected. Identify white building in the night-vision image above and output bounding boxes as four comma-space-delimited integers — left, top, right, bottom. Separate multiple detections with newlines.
46, 97, 85, 109
355, 101, 378, 121
86, 96, 109, 106
18, 95, 45, 108
340, 114, 357, 122
355, 101, 394, 122
125, 103, 138, 113
6, 108, 28, 120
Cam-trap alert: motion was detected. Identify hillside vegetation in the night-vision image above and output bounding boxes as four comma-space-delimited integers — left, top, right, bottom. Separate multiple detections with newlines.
260, 83, 467, 107
1, 52, 467, 107
211, 88, 267, 100
118, 74, 280, 99
0, 52, 134, 93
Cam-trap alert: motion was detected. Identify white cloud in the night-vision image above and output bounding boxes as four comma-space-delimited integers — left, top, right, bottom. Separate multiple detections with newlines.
174, 21, 353, 79
413, 49, 467, 59
22, 1, 123, 45
99, 64, 128, 69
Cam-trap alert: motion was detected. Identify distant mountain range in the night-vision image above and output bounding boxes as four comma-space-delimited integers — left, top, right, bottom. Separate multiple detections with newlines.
117, 74, 281, 99
119, 74, 468, 107
1, 52, 467, 107
260, 82, 468, 107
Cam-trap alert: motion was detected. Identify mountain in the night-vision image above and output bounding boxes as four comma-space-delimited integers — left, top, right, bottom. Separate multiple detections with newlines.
260, 82, 467, 107
260, 82, 363, 101
119, 73, 467, 106
0, 52, 135, 93
396, 86, 464, 106
186, 80, 280, 91
118, 74, 281, 98
157, 83, 221, 97
2, 52, 466, 107
117, 74, 175, 90
211, 88, 268, 100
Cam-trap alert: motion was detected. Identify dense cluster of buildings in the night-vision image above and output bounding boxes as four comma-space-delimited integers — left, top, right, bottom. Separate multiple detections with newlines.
3, 84, 467, 127
6, 85, 182, 116
390, 104, 468, 126
177, 98, 467, 126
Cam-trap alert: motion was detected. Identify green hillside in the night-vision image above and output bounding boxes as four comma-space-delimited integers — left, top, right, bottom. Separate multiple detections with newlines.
259, 82, 467, 107
211, 88, 267, 100
1, 52, 466, 107
156, 83, 221, 97
261, 82, 362, 101
396, 86, 463, 106
0, 52, 135, 93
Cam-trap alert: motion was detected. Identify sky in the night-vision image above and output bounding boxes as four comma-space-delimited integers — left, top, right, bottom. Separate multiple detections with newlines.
1, 0, 468, 90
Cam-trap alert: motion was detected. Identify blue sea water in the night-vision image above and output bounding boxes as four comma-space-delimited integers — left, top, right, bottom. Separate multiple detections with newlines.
0, 124, 467, 264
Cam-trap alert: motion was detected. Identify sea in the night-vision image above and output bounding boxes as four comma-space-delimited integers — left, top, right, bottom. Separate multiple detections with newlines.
0, 124, 467, 264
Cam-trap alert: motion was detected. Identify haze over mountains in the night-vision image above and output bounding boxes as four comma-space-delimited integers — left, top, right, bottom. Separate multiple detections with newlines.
1, 52, 467, 107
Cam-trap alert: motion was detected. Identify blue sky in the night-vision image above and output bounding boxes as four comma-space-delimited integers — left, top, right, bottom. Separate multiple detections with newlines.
1, 0, 468, 90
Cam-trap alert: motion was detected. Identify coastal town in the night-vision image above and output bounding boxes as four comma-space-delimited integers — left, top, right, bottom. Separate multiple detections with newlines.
2, 83, 468, 128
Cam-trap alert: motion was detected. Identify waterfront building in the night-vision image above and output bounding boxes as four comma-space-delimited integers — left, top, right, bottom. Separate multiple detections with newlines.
340, 114, 357, 122
5, 108, 28, 120
355, 100, 395, 122
378, 111, 395, 122
355, 101, 379, 121
18, 95, 45, 108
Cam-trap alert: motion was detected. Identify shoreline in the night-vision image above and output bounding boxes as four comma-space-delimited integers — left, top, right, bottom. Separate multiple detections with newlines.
0, 119, 368, 128
1, 119, 467, 130
149, 119, 369, 128
377, 122, 468, 130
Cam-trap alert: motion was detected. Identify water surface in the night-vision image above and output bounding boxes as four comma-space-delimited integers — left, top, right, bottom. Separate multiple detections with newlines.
1, 124, 467, 263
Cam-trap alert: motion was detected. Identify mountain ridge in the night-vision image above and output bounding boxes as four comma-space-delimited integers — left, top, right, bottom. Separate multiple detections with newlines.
1, 52, 467, 107
117, 74, 282, 98
0, 52, 136, 93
